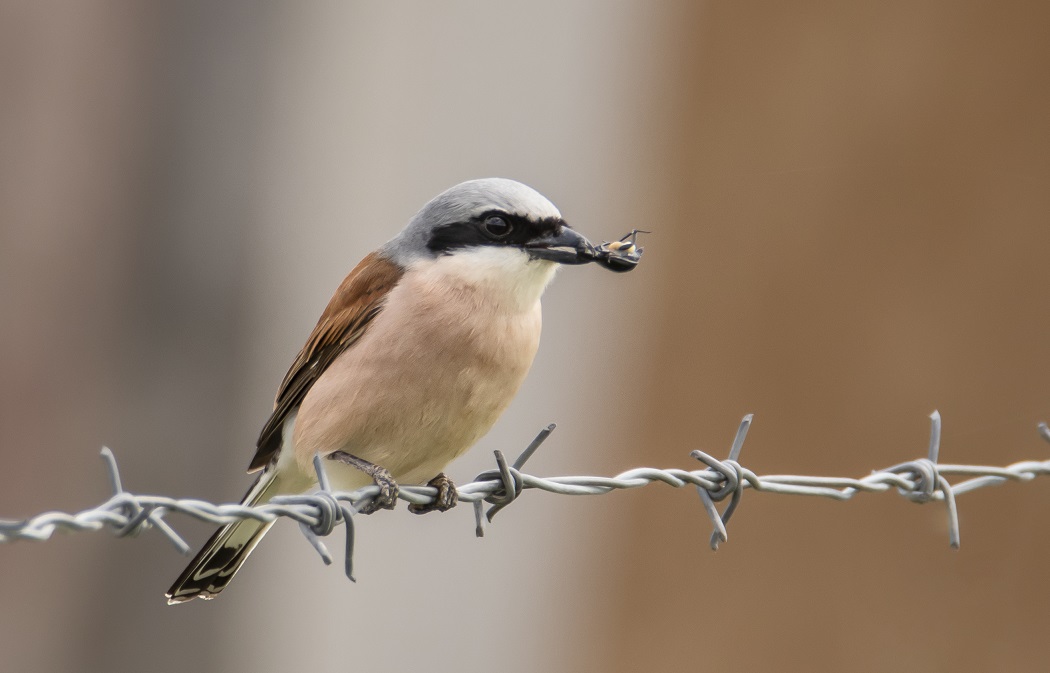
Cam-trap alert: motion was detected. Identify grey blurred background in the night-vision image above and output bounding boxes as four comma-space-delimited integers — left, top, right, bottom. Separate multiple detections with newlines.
2, 2, 1049, 672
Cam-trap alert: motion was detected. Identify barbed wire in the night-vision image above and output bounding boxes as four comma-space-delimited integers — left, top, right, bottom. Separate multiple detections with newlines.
2, 411, 1049, 582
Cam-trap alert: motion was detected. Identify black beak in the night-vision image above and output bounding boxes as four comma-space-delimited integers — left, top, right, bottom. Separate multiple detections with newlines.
525, 226, 596, 265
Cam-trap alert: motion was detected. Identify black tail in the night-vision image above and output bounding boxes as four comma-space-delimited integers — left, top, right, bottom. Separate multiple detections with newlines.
165, 472, 277, 604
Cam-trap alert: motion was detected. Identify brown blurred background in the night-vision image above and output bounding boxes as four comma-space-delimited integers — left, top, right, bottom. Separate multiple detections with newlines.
2, 2, 1048, 672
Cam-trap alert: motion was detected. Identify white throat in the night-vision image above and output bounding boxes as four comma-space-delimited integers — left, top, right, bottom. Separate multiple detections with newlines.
409, 247, 558, 313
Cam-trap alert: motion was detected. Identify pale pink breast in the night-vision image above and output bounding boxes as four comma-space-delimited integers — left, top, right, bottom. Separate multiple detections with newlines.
292, 265, 544, 484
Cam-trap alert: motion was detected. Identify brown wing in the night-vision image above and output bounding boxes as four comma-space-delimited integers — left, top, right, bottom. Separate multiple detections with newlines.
248, 252, 404, 473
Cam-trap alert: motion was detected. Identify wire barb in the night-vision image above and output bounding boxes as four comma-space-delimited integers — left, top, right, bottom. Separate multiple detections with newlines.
2, 414, 1049, 581
471, 424, 555, 537
102, 447, 191, 554
875, 411, 960, 548
271, 454, 358, 581
690, 414, 752, 550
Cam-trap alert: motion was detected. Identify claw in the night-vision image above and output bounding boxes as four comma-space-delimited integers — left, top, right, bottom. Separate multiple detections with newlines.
408, 473, 458, 514
328, 451, 399, 514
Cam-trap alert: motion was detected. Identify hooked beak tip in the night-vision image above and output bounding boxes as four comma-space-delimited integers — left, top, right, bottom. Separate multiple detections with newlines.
525, 227, 595, 265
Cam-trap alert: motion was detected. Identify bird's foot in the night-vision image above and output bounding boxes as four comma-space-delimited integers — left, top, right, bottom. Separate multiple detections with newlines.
408, 473, 458, 514
361, 469, 398, 514
328, 450, 399, 514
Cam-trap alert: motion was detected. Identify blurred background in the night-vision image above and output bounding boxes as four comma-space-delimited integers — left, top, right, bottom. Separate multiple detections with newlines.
2, 1, 1049, 671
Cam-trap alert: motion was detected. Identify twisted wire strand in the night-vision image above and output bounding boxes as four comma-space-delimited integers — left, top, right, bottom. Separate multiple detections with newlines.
2, 413, 1048, 582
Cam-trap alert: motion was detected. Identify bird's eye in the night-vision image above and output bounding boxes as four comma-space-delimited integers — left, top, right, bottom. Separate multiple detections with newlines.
482, 215, 513, 238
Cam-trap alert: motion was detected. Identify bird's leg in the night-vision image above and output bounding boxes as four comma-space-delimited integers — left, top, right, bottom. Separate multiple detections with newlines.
328, 451, 399, 514
408, 473, 458, 514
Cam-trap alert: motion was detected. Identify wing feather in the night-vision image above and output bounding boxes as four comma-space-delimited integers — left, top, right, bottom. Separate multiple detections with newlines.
248, 252, 404, 473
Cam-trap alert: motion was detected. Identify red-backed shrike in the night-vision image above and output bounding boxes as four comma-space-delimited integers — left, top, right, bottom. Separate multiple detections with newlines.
166, 178, 639, 603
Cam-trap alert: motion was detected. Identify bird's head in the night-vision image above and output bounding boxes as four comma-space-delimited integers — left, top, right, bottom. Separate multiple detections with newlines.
380, 178, 602, 306
384, 177, 595, 266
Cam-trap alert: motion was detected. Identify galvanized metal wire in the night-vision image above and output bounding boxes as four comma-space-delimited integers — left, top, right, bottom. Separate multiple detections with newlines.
2, 412, 1049, 582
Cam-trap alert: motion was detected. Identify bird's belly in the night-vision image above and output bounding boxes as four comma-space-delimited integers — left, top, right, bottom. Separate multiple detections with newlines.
292, 294, 543, 486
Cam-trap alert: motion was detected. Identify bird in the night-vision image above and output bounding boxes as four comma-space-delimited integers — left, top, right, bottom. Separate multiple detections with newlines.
166, 177, 632, 603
